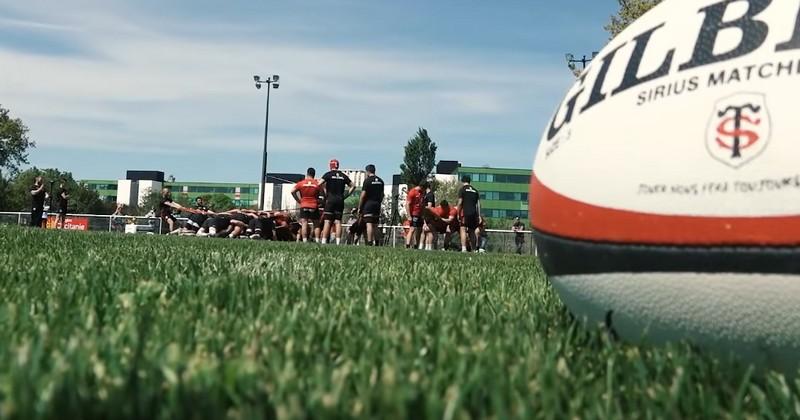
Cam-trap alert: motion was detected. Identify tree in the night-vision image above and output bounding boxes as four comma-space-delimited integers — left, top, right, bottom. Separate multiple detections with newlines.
432, 179, 461, 207
1, 168, 109, 214
137, 187, 162, 216
399, 128, 437, 187
207, 194, 234, 212
0, 105, 35, 176
605, 0, 661, 38
344, 194, 360, 215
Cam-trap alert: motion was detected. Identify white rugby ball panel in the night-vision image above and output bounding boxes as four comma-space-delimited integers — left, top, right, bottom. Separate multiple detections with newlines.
551, 272, 800, 373
534, 0, 800, 218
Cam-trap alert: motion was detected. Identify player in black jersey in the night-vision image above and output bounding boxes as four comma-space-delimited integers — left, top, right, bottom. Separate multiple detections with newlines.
455, 175, 482, 252
319, 159, 355, 245
183, 197, 210, 234
159, 188, 184, 234
357, 164, 385, 246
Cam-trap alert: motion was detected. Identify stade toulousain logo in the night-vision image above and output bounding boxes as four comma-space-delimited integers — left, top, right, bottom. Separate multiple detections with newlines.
706, 93, 771, 169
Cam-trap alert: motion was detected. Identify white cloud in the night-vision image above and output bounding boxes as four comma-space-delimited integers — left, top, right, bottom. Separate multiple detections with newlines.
0, 1, 574, 178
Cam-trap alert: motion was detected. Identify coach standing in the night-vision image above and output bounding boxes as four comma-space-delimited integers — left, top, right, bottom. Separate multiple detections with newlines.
56, 178, 70, 229
29, 176, 46, 227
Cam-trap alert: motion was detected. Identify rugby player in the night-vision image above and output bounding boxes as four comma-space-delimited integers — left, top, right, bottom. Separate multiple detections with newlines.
291, 168, 321, 243
159, 188, 183, 234
455, 175, 481, 252
423, 199, 458, 250
29, 176, 45, 228
56, 178, 69, 229
246, 211, 276, 240
420, 183, 436, 250
227, 209, 251, 239
356, 164, 384, 246
314, 191, 326, 243
272, 210, 297, 242
404, 180, 427, 249
182, 197, 209, 235
319, 159, 355, 245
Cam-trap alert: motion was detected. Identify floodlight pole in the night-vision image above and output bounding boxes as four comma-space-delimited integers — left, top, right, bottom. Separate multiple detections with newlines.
254, 75, 279, 211
565, 51, 599, 75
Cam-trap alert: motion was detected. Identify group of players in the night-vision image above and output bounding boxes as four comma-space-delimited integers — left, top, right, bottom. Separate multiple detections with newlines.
404, 176, 485, 252
156, 158, 485, 252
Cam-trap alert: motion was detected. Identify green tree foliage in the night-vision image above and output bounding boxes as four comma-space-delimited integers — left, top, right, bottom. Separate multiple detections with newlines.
0, 105, 35, 175
605, 0, 661, 38
1, 168, 110, 214
432, 179, 460, 207
207, 194, 234, 212
175, 193, 192, 208
136, 187, 162, 216
400, 128, 437, 187
344, 194, 360, 215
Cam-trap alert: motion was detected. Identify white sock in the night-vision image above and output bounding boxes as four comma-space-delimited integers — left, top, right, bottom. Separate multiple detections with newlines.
303, 238, 308, 243
322, 238, 327, 244
426, 244, 432, 251
336, 238, 341, 245
462, 246, 467, 252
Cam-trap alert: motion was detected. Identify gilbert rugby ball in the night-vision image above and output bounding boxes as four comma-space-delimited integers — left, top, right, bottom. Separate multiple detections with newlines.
532, 0, 800, 373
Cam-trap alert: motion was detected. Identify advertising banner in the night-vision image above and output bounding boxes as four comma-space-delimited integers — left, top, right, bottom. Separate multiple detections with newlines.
46, 215, 90, 231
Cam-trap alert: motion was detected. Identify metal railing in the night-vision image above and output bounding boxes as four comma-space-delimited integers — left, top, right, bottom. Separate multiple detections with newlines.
0, 211, 538, 255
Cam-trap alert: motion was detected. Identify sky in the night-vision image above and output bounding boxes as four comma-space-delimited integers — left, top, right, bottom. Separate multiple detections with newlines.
0, 0, 618, 183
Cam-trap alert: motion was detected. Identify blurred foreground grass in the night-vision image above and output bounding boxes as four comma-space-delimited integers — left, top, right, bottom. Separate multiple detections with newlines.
0, 226, 797, 419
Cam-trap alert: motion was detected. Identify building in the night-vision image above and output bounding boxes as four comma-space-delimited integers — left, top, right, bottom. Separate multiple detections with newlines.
341, 169, 367, 189
455, 166, 531, 221
83, 170, 304, 211
81, 162, 532, 222
83, 179, 119, 203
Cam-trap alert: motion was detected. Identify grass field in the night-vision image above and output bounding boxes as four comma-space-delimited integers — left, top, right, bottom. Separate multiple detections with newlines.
0, 225, 798, 419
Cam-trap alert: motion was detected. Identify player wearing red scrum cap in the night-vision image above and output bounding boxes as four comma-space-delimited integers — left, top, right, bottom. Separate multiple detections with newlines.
318, 159, 355, 245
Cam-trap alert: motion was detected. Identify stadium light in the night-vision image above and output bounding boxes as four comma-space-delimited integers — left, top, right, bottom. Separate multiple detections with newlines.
253, 74, 280, 210
565, 51, 599, 75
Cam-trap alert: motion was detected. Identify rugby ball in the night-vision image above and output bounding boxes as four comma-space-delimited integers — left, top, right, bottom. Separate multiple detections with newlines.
531, 0, 800, 373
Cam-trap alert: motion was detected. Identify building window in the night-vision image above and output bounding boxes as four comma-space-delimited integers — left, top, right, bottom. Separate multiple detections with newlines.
459, 173, 530, 184
483, 209, 529, 219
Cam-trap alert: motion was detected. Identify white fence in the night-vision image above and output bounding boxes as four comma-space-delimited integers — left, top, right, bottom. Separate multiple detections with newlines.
0, 211, 538, 255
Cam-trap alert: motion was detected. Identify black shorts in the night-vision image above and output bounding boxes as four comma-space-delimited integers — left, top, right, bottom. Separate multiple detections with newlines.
409, 216, 424, 228
323, 196, 345, 221
361, 201, 381, 223
247, 218, 262, 232
187, 214, 207, 230
185, 219, 200, 230
461, 214, 480, 230
160, 210, 176, 222
229, 213, 249, 227
299, 208, 320, 221
215, 216, 231, 230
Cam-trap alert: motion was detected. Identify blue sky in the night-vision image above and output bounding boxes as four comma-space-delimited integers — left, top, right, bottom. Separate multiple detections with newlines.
0, 0, 617, 183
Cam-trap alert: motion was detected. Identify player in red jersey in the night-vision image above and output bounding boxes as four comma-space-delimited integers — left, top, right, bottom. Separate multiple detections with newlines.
271, 211, 296, 241
291, 168, 321, 243
404, 181, 428, 249
423, 200, 457, 250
